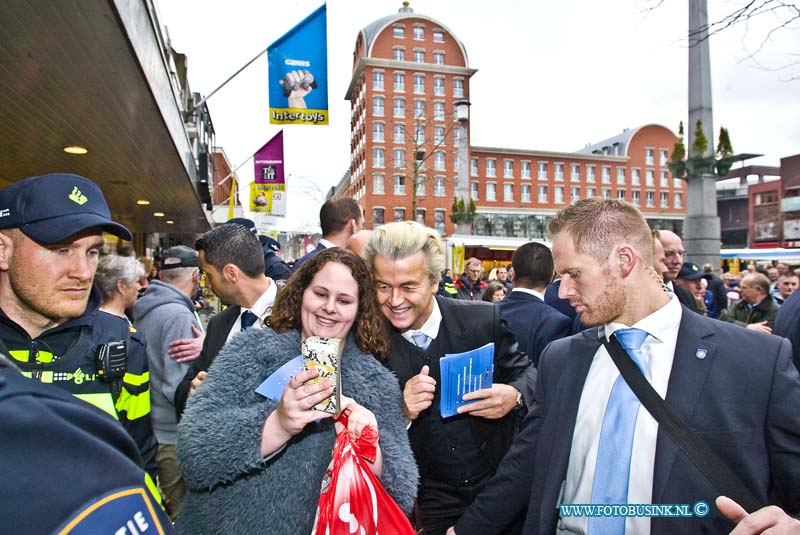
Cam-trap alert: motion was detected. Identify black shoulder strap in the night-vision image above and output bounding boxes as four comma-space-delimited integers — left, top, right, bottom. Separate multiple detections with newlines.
602, 334, 761, 513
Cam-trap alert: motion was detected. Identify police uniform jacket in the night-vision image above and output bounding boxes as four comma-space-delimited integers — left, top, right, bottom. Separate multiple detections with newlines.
0, 357, 171, 534
0, 286, 157, 477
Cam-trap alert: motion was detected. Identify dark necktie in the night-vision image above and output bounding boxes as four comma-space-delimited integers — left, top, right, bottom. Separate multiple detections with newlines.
240, 310, 259, 331
588, 327, 649, 534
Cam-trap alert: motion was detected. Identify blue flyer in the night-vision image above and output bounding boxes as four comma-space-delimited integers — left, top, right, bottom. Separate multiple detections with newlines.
439, 342, 494, 418
255, 355, 303, 401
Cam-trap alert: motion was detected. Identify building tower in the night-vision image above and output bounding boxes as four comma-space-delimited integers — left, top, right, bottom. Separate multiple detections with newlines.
336, 3, 686, 245
344, 1, 477, 234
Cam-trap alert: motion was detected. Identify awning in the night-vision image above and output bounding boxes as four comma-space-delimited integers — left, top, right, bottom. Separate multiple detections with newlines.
720, 248, 800, 262
445, 234, 551, 250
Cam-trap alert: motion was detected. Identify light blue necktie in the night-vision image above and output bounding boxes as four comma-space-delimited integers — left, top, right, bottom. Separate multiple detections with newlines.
240, 310, 259, 331
588, 327, 649, 535
411, 331, 431, 350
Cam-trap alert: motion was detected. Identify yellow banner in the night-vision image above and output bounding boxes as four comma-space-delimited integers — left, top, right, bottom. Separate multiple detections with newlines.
250, 183, 287, 215
453, 245, 465, 275
269, 108, 328, 125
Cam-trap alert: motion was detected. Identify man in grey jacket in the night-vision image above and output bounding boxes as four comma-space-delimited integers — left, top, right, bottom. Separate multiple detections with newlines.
133, 245, 204, 517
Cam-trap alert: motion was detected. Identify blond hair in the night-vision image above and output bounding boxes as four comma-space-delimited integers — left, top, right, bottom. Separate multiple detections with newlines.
364, 221, 445, 285
548, 198, 654, 266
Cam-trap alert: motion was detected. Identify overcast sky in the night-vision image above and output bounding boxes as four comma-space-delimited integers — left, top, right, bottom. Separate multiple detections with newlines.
156, 0, 799, 231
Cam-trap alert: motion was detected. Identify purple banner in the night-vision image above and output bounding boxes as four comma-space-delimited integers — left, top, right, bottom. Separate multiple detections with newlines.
253, 131, 284, 185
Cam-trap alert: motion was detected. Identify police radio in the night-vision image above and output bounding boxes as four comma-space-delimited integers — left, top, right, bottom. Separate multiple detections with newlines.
95, 340, 127, 398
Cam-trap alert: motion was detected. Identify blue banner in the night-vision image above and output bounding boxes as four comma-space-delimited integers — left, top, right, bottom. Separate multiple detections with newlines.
268, 4, 328, 125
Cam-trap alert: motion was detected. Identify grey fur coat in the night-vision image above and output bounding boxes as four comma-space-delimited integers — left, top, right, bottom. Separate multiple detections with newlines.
175, 327, 418, 535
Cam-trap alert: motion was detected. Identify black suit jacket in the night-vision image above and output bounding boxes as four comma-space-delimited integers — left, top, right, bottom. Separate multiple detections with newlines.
774, 288, 800, 371
706, 275, 728, 315
264, 251, 291, 281
673, 283, 701, 313
174, 305, 240, 417
385, 296, 536, 476
456, 307, 800, 535
290, 242, 327, 273
497, 291, 572, 367
544, 280, 578, 320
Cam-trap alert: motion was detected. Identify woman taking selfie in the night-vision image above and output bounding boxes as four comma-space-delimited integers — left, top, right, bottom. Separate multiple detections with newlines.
176, 248, 417, 534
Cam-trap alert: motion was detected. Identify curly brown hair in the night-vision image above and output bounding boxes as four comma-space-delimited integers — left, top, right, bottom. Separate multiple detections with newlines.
269, 248, 390, 360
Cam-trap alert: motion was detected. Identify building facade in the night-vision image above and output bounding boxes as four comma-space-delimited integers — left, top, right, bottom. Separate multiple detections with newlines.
339, 3, 686, 239
780, 154, 800, 247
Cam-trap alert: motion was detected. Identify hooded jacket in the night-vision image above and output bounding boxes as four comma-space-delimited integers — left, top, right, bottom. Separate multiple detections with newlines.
133, 279, 202, 445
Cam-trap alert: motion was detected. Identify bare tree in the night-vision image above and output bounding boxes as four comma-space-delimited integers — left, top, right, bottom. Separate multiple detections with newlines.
644, 0, 799, 79
392, 100, 464, 222
287, 173, 328, 206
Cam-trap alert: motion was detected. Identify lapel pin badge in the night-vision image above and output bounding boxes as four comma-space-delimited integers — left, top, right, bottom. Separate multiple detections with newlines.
695, 349, 707, 360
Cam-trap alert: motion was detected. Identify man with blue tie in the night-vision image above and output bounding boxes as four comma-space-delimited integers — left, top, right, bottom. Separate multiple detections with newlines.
174, 223, 278, 416
365, 221, 536, 535
451, 198, 800, 535
497, 242, 572, 367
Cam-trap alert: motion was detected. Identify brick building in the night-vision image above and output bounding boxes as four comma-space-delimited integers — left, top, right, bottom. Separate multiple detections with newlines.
338, 2, 686, 239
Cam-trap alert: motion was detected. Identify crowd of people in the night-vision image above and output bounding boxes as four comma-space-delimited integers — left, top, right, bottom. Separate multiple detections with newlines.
2, 173, 799, 535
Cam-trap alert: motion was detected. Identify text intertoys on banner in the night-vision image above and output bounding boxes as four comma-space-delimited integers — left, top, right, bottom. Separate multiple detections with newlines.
268, 4, 328, 125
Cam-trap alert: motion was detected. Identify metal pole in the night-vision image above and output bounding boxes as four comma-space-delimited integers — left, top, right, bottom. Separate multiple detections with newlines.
189, 47, 268, 115
688, 0, 713, 158
211, 135, 276, 191
685, 0, 721, 270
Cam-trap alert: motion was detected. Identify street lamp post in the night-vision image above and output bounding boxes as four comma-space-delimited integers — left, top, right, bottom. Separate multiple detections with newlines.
454, 99, 471, 235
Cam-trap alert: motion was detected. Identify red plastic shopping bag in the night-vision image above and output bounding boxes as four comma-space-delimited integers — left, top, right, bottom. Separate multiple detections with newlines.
312, 413, 416, 535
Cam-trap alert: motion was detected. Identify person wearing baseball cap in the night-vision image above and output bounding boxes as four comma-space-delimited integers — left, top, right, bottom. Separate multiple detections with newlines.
224, 217, 291, 281
133, 243, 205, 517
259, 234, 291, 281
675, 262, 707, 315
0, 172, 132, 243
0, 173, 160, 510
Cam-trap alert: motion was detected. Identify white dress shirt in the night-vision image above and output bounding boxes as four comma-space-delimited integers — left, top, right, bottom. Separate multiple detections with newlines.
558, 294, 682, 535
510, 287, 545, 301
227, 281, 278, 342
400, 298, 442, 347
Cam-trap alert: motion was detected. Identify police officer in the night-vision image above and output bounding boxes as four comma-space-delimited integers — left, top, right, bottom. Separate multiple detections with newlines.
0, 354, 172, 534
259, 235, 291, 281
225, 217, 291, 281
0, 173, 157, 476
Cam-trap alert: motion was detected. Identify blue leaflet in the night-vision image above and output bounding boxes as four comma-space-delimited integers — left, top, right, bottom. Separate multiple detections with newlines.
439, 342, 494, 418
255, 355, 303, 401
